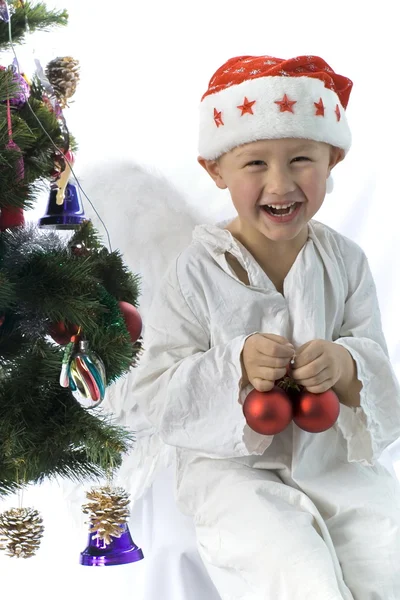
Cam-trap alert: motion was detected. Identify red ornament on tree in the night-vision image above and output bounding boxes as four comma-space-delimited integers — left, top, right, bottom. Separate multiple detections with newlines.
118, 301, 142, 343
49, 321, 79, 345
243, 387, 293, 435
0, 206, 24, 230
292, 389, 340, 433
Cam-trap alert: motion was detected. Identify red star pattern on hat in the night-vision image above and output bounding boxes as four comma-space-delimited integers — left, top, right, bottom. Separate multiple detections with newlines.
335, 104, 341, 121
214, 108, 224, 127
274, 94, 297, 113
237, 97, 256, 116
314, 98, 325, 116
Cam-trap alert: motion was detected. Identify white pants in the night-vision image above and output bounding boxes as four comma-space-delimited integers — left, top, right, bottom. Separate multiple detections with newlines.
175, 440, 400, 599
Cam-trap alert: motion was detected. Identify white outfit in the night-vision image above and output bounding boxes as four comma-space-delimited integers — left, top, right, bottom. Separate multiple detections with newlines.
131, 219, 400, 599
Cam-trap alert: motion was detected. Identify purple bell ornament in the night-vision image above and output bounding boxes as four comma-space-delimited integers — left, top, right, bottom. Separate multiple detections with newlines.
80, 523, 144, 567
39, 179, 86, 229
39, 150, 86, 229
79, 484, 144, 567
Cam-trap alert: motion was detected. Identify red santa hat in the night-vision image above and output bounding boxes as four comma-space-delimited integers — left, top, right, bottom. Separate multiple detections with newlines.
198, 55, 353, 160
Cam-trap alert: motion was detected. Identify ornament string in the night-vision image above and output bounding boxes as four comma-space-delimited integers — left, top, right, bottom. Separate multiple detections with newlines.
106, 453, 114, 487
15, 463, 26, 510
4, 1, 112, 252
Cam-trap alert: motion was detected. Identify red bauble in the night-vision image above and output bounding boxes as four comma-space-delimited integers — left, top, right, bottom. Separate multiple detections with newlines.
243, 387, 293, 435
49, 321, 79, 345
118, 301, 142, 343
292, 389, 340, 433
0, 207, 25, 231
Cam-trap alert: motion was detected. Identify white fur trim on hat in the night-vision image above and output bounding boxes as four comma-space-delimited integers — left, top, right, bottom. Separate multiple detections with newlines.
198, 76, 351, 160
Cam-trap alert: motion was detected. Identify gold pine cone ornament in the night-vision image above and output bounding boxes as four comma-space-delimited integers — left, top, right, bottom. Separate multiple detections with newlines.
45, 56, 80, 108
0, 507, 44, 558
82, 485, 131, 545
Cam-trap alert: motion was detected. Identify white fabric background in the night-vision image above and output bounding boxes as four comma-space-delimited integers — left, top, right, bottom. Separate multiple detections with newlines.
1, 0, 399, 598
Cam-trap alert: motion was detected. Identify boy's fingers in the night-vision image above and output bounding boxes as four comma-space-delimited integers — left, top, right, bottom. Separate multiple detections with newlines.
255, 366, 287, 382
257, 356, 291, 369
259, 334, 295, 359
261, 333, 294, 348
292, 342, 323, 368
292, 362, 328, 382
252, 378, 275, 393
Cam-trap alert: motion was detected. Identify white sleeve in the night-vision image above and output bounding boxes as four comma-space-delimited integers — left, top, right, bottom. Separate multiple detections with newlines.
334, 250, 400, 466
131, 259, 273, 459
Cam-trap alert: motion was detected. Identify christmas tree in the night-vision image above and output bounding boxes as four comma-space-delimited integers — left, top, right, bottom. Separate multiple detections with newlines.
0, 0, 143, 508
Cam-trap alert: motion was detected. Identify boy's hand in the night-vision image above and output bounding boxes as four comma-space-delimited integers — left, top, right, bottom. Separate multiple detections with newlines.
241, 334, 295, 392
290, 339, 348, 394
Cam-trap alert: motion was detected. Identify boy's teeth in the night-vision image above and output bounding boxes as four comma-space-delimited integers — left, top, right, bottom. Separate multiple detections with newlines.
266, 202, 295, 208
262, 201, 298, 216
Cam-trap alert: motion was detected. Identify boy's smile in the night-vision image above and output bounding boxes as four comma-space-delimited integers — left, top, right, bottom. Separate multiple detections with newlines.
259, 200, 302, 223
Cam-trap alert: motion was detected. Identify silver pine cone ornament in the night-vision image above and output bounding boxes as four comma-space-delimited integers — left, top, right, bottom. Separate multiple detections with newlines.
0, 507, 45, 558
82, 485, 131, 545
45, 56, 80, 108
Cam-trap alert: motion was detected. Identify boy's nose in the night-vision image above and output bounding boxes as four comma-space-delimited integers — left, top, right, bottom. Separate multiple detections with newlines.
264, 168, 296, 196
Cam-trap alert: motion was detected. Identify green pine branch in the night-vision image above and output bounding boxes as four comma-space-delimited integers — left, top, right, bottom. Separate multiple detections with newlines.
0, 69, 19, 103
0, 331, 135, 496
0, 271, 16, 310
94, 250, 142, 307
69, 219, 104, 252
17, 96, 67, 176
0, 222, 142, 498
0, 93, 68, 211
1, 16, 72, 214
0, 1, 68, 49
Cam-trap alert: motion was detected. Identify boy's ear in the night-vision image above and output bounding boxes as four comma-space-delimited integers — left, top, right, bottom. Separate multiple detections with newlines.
197, 157, 228, 190
329, 146, 345, 170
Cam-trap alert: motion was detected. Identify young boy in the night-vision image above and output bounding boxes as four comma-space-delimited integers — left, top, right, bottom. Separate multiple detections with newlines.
131, 55, 400, 599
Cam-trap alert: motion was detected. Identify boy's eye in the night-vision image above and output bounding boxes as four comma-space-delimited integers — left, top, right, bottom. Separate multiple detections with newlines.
291, 156, 311, 162
246, 160, 265, 166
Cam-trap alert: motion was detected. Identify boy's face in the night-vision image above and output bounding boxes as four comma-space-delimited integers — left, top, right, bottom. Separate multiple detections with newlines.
199, 138, 344, 245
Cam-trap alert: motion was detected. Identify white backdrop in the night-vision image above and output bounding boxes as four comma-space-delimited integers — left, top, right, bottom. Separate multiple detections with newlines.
1, 1, 399, 598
